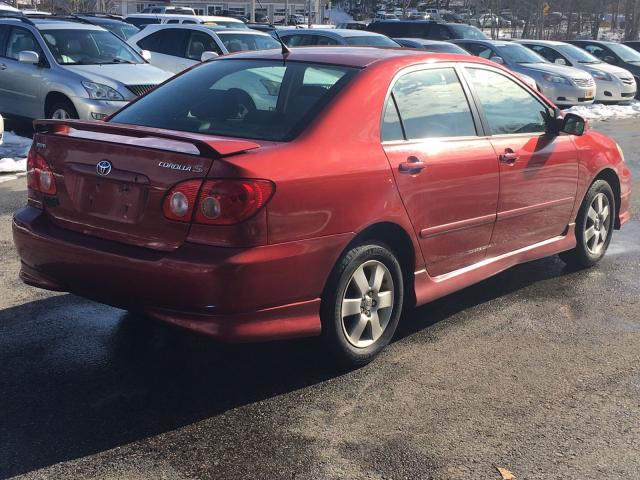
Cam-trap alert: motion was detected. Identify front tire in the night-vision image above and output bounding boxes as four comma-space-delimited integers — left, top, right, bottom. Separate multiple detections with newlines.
321, 242, 404, 367
560, 179, 615, 268
46, 99, 78, 120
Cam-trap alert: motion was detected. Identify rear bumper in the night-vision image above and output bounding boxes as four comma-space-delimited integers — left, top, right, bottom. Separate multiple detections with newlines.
13, 206, 351, 342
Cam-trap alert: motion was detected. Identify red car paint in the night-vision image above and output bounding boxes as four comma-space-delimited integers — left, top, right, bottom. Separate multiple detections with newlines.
12, 48, 631, 341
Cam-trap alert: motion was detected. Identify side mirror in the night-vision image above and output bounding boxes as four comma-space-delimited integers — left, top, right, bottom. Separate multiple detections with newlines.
140, 49, 152, 61
554, 58, 567, 65
603, 55, 616, 64
490, 56, 504, 65
201, 51, 219, 62
18, 51, 39, 64
561, 113, 586, 135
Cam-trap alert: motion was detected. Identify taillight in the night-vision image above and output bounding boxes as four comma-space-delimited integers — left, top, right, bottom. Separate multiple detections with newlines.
162, 179, 201, 221
194, 179, 274, 225
27, 147, 57, 195
162, 179, 275, 225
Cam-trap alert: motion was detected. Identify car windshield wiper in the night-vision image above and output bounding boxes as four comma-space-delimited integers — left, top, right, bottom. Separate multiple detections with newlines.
98, 58, 136, 64
578, 60, 600, 64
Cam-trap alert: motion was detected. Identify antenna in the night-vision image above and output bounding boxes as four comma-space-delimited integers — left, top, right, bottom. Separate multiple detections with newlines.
272, 29, 291, 56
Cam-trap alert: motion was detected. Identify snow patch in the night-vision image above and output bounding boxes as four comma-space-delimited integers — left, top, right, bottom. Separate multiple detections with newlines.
566, 100, 640, 121
0, 131, 32, 173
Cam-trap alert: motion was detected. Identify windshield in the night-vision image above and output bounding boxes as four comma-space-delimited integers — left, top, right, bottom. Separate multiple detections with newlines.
110, 60, 359, 141
42, 29, 142, 65
344, 35, 399, 47
607, 43, 640, 62
97, 22, 140, 40
496, 44, 547, 63
555, 44, 601, 63
448, 24, 487, 40
216, 32, 280, 52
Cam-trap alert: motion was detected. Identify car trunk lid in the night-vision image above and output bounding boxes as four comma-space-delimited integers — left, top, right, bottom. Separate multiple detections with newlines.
33, 120, 261, 251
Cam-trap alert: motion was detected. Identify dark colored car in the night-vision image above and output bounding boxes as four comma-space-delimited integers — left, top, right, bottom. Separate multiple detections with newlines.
74, 14, 140, 40
13, 48, 630, 366
246, 22, 276, 33
336, 22, 368, 30
569, 40, 640, 98
393, 38, 470, 54
622, 40, 640, 53
367, 20, 487, 40
279, 28, 400, 47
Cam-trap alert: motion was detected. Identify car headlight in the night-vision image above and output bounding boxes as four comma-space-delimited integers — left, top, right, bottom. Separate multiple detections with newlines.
82, 81, 125, 101
542, 73, 571, 85
591, 70, 612, 81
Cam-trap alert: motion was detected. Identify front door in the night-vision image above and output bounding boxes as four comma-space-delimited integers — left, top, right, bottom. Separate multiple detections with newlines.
463, 66, 579, 257
381, 66, 500, 277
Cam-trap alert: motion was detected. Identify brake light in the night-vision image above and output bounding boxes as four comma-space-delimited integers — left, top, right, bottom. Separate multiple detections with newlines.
162, 179, 275, 225
162, 179, 201, 221
27, 147, 57, 195
194, 179, 275, 225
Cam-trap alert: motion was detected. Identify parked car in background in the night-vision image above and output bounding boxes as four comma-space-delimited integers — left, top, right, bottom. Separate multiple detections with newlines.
569, 40, 640, 98
336, 22, 368, 30
454, 39, 596, 107
21, 9, 51, 17
73, 14, 140, 40
141, 6, 195, 15
0, 17, 171, 120
14, 48, 630, 366
124, 14, 247, 29
393, 37, 469, 54
623, 40, 640, 53
279, 28, 400, 47
372, 12, 398, 21
517, 40, 637, 103
246, 23, 276, 33
478, 14, 511, 28
368, 20, 487, 40
0, 113, 3, 145
127, 24, 280, 74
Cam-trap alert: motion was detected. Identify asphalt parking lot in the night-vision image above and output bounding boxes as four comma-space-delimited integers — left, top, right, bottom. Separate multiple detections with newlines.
1, 119, 638, 480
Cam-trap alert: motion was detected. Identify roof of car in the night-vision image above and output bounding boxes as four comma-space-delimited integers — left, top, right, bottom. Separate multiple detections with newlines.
31, 18, 105, 30
213, 45, 495, 68
453, 38, 511, 46
569, 39, 615, 44
394, 38, 453, 45
138, 23, 268, 35
279, 28, 388, 37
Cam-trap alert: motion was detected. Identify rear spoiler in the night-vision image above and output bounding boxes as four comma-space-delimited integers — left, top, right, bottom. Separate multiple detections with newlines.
34, 119, 262, 157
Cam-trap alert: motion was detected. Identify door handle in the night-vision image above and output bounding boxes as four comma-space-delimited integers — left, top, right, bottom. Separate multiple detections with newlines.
499, 148, 519, 164
399, 156, 426, 174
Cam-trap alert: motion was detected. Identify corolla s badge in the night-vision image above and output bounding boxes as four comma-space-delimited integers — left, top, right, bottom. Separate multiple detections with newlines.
96, 160, 112, 176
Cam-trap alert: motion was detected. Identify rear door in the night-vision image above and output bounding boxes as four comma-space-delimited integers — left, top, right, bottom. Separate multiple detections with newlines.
381, 65, 500, 277
463, 66, 579, 256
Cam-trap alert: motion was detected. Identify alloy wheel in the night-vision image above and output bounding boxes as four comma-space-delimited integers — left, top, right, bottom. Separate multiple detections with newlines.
51, 108, 71, 120
585, 192, 611, 256
340, 260, 394, 348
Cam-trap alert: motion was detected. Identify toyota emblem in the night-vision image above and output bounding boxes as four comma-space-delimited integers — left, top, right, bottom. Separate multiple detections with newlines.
96, 160, 112, 176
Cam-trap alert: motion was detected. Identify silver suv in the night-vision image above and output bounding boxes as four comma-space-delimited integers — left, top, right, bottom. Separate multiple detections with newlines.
0, 16, 171, 120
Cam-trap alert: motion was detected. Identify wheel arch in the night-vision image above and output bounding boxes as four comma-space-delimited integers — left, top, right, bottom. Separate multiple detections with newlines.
324, 221, 419, 309
44, 91, 77, 118
593, 167, 621, 229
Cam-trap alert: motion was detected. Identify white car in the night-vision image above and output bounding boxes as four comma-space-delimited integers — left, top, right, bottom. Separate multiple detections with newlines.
127, 24, 280, 74
517, 40, 637, 104
124, 14, 247, 29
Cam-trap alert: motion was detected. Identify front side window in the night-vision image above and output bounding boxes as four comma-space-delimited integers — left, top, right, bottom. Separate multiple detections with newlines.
216, 32, 280, 52
110, 60, 358, 141
186, 30, 221, 59
41, 29, 142, 65
529, 45, 567, 64
464, 43, 495, 59
6, 28, 43, 60
466, 68, 548, 135
391, 67, 476, 139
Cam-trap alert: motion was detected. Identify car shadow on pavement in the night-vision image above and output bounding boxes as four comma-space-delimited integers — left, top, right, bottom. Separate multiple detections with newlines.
0, 255, 578, 478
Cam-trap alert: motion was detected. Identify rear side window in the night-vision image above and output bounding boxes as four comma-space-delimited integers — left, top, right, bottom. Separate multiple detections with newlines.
463, 43, 494, 59
466, 68, 548, 135
186, 30, 221, 59
216, 32, 281, 52
110, 60, 359, 141
282, 34, 314, 47
391, 67, 476, 139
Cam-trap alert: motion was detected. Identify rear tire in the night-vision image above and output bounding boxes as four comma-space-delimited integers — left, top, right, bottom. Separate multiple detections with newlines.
46, 99, 78, 120
321, 242, 404, 368
560, 179, 615, 269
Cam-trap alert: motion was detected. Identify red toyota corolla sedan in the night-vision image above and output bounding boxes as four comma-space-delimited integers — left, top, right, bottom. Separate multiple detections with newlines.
13, 48, 631, 366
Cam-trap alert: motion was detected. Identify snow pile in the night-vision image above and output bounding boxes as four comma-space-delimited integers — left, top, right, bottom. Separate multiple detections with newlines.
0, 131, 32, 173
566, 100, 640, 121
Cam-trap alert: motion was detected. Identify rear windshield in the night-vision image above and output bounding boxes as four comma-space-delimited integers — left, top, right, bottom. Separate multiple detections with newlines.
448, 24, 487, 39
110, 59, 359, 141
344, 35, 399, 47
216, 32, 280, 52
